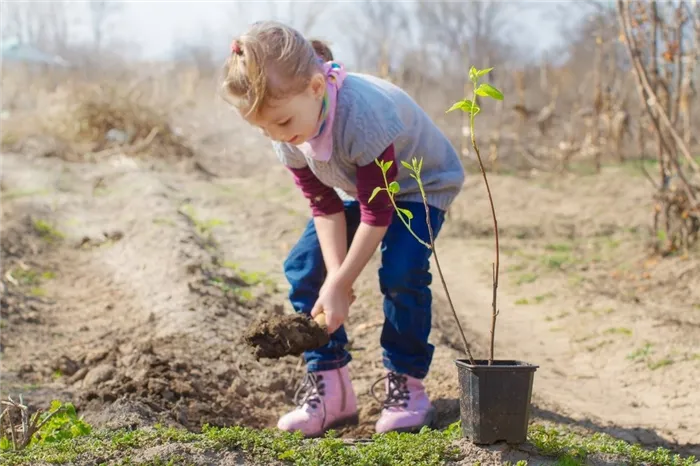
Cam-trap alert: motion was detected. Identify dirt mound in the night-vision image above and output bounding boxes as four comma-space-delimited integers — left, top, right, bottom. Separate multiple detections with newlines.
65, 333, 299, 431
73, 338, 239, 429
243, 313, 330, 359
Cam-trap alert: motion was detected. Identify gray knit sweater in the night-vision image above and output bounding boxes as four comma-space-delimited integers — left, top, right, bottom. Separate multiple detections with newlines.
273, 72, 465, 211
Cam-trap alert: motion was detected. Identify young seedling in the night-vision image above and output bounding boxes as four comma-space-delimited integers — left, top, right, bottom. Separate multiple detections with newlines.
370, 157, 475, 364
371, 66, 503, 365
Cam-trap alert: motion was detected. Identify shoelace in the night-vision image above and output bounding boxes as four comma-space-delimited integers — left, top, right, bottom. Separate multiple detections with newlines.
371, 372, 410, 409
293, 372, 325, 410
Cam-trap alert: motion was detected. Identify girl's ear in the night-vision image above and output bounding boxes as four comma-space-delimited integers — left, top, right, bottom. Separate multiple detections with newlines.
309, 72, 326, 100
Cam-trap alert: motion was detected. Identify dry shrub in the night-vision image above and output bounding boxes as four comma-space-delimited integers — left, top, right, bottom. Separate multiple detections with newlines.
2, 72, 194, 161
653, 187, 700, 255
47, 80, 193, 160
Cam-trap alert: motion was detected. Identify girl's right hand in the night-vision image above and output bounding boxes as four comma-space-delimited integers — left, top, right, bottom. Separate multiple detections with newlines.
312, 280, 352, 334
320, 276, 356, 305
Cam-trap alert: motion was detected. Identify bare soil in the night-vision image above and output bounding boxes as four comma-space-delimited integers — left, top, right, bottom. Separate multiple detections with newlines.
2, 111, 699, 463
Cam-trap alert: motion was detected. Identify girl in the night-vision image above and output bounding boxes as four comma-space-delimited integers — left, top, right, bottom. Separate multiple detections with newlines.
221, 21, 465, 437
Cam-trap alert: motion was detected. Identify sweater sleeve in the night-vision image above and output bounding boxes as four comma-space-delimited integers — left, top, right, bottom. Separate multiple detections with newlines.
287, 166, 345, 217
355, 144, 397, 227
273, 140, 343, 216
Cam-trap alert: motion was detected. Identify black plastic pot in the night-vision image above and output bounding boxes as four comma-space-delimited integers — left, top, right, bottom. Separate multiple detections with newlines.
454, 359, 538, 445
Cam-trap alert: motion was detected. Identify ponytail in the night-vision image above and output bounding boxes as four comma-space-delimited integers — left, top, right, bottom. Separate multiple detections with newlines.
310, 39, 334, 62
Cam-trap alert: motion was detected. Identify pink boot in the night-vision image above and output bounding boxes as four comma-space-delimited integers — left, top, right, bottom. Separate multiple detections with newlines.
277, 365, 359, 438
374, 371, 435, 434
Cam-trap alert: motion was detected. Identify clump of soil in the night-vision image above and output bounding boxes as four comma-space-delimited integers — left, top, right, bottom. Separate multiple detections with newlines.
243, 313, 329, 359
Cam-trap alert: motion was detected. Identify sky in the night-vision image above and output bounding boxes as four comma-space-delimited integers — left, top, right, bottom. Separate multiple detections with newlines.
112, 1, 588, 64
0, 0, 593, 66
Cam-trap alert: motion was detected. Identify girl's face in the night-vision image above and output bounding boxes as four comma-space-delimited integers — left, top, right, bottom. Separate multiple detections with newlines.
243, 73, 326, 145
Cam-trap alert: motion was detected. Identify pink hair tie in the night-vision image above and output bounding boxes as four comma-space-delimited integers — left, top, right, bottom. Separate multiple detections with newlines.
231, 40, 242, 55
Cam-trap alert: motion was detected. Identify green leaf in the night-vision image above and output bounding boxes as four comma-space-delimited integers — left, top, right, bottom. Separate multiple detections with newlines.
469, 66, 478, 83
380, 160, 393, 174
388, 181, 401, 194
0, 437, 11, 451
71, 421, 92, 436
475, 83, 504, 100
368, 187, 383, 203
418, 157, 424, 173
65, 403, 77, 418
400, 160, 412, 170
476, 67, 494, 78
398, 208, 414, 220
446, 99, 477, 114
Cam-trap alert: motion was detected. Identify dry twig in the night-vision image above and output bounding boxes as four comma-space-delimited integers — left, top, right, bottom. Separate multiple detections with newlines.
0, 395, 62, 450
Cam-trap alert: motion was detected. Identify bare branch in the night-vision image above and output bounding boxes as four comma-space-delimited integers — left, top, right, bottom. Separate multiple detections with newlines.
618, 0, 700, 176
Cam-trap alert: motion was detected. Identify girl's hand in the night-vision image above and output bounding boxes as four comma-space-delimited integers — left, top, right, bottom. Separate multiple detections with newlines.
319, 276, 356, 307
311, 280, 352, 334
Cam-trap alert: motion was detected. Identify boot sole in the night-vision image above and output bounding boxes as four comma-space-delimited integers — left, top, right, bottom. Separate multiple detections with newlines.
307, 413, 360, 439
379, 408, 436, 434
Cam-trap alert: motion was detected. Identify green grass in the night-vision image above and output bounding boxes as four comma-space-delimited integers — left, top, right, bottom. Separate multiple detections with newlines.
0, 423, 460, 466
542, 252, 575, 270
578, 307, 615, 317
2, 189, 51, 201
545, 243, 573, 253
204, 262, 277, 302
625, 343, 676, 370
5, 266, 56, 297
516, 273, 538, 285
515, 293, 555, 306
221, 261, 278, 292
627, 342, 654, 361
648, 358, 674, 370
1, 421, 696, 466
529, 424, 697, 466
604, 327, 633, 337
32, 219, 64, 242
152, 217, 176, 226
178, 204, 225, 237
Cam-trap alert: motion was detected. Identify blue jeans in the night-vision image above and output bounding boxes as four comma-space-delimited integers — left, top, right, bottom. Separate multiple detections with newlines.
283, 200, 446, 379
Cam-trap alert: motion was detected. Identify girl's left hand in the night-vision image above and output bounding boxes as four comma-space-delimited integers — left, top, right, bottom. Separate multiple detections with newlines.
311, 280, 351, 334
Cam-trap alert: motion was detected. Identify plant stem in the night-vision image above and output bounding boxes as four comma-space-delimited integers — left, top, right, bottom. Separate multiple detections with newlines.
381, 168, 431, 249
416, 179, 476, 364
470, 83, 501, 366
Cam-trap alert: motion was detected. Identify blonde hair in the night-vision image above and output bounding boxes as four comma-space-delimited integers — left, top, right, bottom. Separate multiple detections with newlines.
221, 21, 325, 116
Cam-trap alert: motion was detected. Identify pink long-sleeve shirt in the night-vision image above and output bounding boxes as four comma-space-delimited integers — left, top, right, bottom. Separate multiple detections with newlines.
287, 143, 397, 227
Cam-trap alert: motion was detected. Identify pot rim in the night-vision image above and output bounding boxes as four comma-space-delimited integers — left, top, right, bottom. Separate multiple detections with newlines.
454, 359, 539, 371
